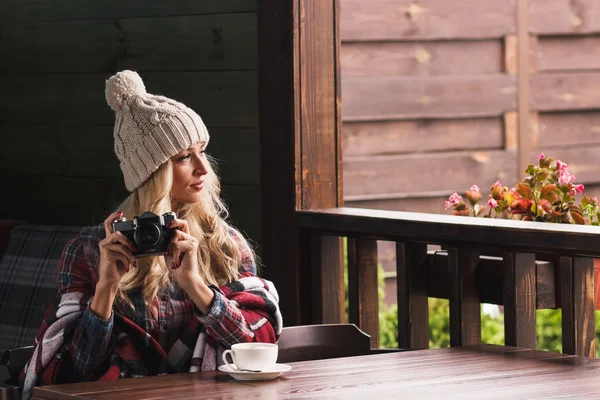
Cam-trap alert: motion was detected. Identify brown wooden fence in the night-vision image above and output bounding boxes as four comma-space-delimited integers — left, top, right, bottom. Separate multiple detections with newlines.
340, 0, 600, 302
341, 0, 600, 213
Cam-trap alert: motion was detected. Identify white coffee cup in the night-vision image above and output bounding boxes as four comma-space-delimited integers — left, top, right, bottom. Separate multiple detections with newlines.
222, 342, 278, 371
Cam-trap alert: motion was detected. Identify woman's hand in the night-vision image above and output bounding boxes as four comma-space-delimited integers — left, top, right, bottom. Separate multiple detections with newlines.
167, 219, 215, 312
98, 211, 137, 288
91, 211, 137, 320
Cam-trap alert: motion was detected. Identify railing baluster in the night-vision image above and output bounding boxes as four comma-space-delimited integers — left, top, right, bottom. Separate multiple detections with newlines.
560, 256, 595, 357
503, 252, 536, 349
449, 248, 481, 347
347, 238, 379, 348
396, 242, 429, 350
309, 233, 344, 324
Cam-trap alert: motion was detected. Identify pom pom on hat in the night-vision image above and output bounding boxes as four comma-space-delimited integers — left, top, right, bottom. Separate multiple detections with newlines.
105, 70, 146, 111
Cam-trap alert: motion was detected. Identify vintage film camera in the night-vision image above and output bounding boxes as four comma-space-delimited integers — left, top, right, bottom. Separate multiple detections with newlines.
112, 211, 176, 258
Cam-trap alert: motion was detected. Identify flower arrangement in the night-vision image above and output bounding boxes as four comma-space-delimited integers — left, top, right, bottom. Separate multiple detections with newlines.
445, 153, 600, 225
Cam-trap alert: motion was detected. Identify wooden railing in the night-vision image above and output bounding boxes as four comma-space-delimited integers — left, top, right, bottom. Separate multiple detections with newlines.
297, 207, 600, 357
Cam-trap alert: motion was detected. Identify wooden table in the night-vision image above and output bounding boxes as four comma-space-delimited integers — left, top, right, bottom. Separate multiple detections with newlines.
33, 345, 600, 399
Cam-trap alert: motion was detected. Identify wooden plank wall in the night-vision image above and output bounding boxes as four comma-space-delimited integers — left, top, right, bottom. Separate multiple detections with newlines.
0, 1, 261, 244
340, 0, 519, 214
340, 0, 600, 305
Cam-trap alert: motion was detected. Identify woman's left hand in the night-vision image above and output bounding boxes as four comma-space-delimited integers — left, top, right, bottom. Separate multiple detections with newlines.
166, 218, 202, 291
165, 218, 216, 313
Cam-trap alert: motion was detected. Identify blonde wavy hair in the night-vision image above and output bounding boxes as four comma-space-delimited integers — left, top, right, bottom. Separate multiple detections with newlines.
114, 154, 253, 310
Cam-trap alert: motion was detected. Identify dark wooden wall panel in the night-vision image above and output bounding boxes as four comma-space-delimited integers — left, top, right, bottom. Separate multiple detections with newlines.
0, 0, 256, 21
0, 14, 257, 73
0, 72, 257, 127
0, 0, 261, 249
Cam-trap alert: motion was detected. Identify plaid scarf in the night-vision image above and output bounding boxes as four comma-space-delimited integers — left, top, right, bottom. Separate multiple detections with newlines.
20, 276, 281, 400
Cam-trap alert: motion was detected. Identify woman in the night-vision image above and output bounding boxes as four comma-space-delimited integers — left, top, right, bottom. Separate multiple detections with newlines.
21, 71, 281, 399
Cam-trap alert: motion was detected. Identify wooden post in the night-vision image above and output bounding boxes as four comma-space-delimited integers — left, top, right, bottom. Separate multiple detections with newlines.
396, 242, 429, 350
310, 233, 345, 324
449, 248, 481, 347
258, 0, 343, 325
347, 238, 379, 348
503, 252, 537, 349
560, 256, 595, 357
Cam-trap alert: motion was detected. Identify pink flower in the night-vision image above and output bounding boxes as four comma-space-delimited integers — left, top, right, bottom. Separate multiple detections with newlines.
488, 198, 498, 208
576, 184, 585, 194
537, 153, 545, 160
556, 160, 568, 171
470, 185, 480, 192
448, 192, 462, 204
445, 193, 463, 209
558, 170, 576, 185
593, 197, 599, 204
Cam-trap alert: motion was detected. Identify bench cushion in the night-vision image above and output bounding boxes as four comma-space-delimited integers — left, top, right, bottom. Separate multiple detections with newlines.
0, 225, 81, 353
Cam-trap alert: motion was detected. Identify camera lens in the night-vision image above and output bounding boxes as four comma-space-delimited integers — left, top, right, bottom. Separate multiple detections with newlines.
134, 223, 161, 250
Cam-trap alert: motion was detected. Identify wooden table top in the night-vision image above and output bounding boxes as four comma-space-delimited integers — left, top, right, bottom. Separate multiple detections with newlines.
32, 345, 600, 400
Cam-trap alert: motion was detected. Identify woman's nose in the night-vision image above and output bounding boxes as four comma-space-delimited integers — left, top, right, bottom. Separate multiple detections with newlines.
195, 157, 209, 175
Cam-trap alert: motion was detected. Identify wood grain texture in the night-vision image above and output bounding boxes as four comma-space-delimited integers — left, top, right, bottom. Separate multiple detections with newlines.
396, 243, 429, 349
343, 150, 517, 200
340, 0, 516, 40
299, 0, 341, 209
342, 118, 503, 157
0, 0, 256, 21
0, 14, 257, 73
342, 74, 517, 120
297, 208, 600, 257
530, 0, 600, 35
448, 248, 481, 347
503, 252, 537, 350
341, 40, 503, 77
0, 125, 259, 185
0, 72, 258, 127
257, 0, 302, 324
347, 238, 380, 348
531, 72, 600, 112
572, 257, 595, 357
538, 112, 600, 147
278, 324, 372, 363
296, 0, 344, 326
32, 346, 600, 399
538, 36, 600, 72
310, 234, 345, 324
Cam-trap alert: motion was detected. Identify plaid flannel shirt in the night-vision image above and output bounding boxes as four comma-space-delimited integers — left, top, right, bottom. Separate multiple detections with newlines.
61, 225, 274, 381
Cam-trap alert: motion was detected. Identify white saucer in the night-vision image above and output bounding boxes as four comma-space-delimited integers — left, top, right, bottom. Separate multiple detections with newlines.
218, 363, 292, 381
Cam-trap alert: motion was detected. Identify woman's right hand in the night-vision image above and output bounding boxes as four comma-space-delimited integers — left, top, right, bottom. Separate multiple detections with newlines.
97, 211, 137, 288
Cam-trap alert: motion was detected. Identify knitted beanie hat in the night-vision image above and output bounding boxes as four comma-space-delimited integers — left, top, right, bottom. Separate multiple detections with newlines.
105, 70, 210, 192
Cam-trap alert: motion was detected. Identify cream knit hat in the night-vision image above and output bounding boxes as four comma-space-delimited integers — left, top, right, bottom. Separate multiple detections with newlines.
105, 70, 210, 192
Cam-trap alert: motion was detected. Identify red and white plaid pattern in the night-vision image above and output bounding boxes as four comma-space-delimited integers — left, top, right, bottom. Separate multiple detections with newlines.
20, 225, 281, 400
